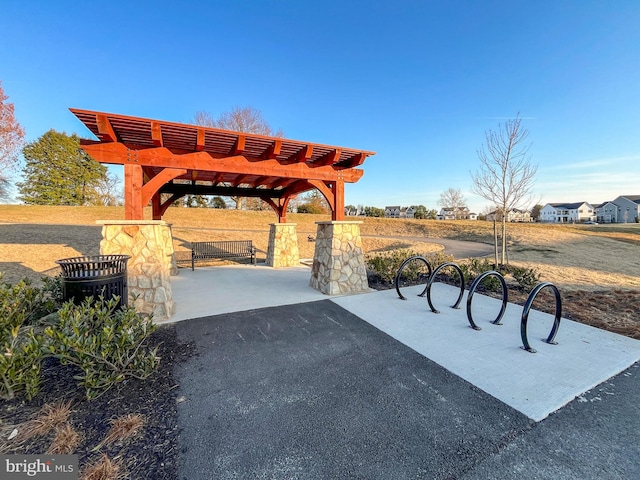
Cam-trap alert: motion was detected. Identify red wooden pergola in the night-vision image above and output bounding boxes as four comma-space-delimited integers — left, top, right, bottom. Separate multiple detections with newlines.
71, 109, 374, 222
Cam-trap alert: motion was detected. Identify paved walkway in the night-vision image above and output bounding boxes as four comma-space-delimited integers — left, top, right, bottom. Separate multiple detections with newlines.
169, 265, 640, 479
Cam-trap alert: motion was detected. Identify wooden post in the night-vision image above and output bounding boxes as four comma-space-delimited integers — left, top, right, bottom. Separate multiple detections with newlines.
124, 164, 144, 220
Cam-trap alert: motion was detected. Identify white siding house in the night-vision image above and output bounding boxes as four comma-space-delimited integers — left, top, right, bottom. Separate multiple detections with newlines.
384, 206, 415, 218
436, 207, 475, 220
539, 202, 596, 223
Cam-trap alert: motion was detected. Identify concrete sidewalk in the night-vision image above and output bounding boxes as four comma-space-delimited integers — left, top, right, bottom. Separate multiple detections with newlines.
169, 264, 640, 479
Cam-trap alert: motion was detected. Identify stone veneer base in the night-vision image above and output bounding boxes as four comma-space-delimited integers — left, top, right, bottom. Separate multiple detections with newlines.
266, 223, 300, 268
310, 221, 369, 295
98, 220, 176, 321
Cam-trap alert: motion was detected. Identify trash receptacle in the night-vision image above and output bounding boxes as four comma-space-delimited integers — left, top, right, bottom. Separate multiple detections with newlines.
56, 255, 130, 308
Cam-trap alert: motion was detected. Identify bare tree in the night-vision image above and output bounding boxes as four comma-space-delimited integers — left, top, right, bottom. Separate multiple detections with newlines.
438, 187, 468, 219
0, 81, 25, 200
193, 106, 284, 209
471, 114, 537, 265
92, 172, 122, 206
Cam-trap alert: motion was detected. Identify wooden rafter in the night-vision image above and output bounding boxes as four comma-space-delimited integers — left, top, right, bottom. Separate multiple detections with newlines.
71, 109, 374, 221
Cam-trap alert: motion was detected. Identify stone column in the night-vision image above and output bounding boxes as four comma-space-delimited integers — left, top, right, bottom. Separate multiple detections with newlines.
266, 223, 300, 268
98, 220, 176, 322
310, 221, 369, 295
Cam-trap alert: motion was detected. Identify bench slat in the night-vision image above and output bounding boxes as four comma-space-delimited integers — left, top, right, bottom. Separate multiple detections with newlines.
190, 240, 256, 270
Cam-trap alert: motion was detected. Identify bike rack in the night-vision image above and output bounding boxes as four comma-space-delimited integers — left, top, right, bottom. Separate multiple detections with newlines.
520, 282, 562, 353
394, 255, 433, 300
426, 262, 465, 314
466, 270, 508, 330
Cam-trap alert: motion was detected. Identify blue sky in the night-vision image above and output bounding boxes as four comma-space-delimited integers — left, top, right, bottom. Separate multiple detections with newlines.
2, 0, 639, 213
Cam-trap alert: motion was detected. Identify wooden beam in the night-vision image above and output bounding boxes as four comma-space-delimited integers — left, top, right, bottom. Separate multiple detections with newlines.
264, 139, 282, 159
232, 174, 249, 187
160, 183, 286, 198
80, 143, 364, 183
307, 179, 335, 212
312, 149, 341, 167
196, 128, 205, 151
141, 168, 188, 208
233, 135, 246, 155
289, 145, 313, 163
96, 114, 117, 142
151, 122, 163, 147
252, 176, 270, 187
338, 152, 366, 168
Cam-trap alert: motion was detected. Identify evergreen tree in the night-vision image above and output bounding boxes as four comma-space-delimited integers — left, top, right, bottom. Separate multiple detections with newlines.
18, 130, 108, 205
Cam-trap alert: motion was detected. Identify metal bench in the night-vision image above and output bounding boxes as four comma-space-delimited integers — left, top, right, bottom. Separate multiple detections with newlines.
190, 240, 257, 270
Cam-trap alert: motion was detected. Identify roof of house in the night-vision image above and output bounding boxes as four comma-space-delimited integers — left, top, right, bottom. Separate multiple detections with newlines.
548, 202, 591, 209
619, 195, 640, 204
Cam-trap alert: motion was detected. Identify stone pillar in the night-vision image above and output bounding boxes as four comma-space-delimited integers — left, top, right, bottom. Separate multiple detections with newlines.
266, 223, 300, 267
98, 220, 176, 322
310, 221, 369, 295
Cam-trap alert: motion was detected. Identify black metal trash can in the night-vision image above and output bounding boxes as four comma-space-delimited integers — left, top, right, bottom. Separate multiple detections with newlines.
56, 255, 130, 308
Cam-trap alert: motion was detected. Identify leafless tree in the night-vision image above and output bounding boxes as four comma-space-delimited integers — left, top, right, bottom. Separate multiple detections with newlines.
438, 187, 468, 219
92, 172, 123, 206
193, 106, 284, 209
0, 81, 25, 200
471, 114, 537, 265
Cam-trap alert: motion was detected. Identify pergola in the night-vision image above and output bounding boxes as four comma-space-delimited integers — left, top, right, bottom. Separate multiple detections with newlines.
71, 109, 375, 222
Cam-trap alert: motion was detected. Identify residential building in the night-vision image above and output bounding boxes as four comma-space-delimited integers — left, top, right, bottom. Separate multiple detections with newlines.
611, 195, 640, 223
384, 206, 415, 219
486, 208, 532, 222
539, 202, 596, 223
436, 207, 477, 220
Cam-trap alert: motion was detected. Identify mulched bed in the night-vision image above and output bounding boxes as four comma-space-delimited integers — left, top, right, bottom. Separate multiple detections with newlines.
0, 325, 194, 479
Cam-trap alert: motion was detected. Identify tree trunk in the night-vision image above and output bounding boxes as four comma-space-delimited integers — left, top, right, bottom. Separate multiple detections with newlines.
493, 219, 499, 268
501, 218, 507, 265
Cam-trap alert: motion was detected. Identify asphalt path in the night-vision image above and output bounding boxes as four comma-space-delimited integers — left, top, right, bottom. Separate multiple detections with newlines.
362, 235, 494, 259
174, 300, 640, 479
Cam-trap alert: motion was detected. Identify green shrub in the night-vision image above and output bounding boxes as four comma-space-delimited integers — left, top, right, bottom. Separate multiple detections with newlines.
43, 296, 159, 400
458, 258, 501, 291
0, 274, 62, 401
366, 249, 454, 283
510, 266, 540, 292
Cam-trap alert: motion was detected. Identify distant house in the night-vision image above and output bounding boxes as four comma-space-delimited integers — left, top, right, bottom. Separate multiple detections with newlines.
595, 202, 618, 223
384, 206, 401, 218
486, 208, 532, 223
384, 206, 415, 219
611, 195, 640, 223
436, 207, 476, 220
539, 202, 596, 223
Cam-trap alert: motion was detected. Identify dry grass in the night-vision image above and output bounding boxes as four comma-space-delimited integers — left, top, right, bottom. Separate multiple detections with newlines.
101, 414, 144, 447
81, 454, 121, 480
1, 205, 639, 293
14, 401, 73, 443
47, 422, 82, 454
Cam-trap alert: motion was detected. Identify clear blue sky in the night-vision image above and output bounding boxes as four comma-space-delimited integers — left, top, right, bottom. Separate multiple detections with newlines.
2, 0, 639, 213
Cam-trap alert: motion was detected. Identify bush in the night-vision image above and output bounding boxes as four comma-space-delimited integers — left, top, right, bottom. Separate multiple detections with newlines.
510, 265, 540, 292
458, 258, 501, 291
43, 296, 159, 400
366, 249, 454, 284
0, 274, 63, 400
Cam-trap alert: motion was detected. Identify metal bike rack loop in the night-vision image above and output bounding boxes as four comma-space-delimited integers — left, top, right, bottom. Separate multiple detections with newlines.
520, 282, 562, 353
466, 270, 508, 330
426, 262, 465, 314
394, 255, 433, 300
